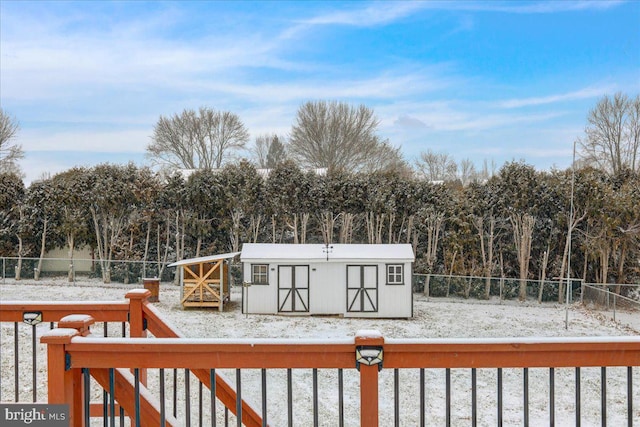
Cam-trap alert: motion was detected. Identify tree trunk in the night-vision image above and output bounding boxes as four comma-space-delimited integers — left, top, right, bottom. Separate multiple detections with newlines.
250, 215, 262, 243
142, 224, 151, 278
67, 233, 75, 282
446, 250, 457, 298
510, 213, 535, 301
599, 245, 610, 285
299, 213, 309, 244
15, 234, 23, 280
538, 247, 549, 303
35, 218, 48, 280
615, 242, 627, 293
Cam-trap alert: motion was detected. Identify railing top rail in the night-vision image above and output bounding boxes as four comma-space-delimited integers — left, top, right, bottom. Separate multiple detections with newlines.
385, 335, 640, 345
0, 301, 130, 322
55, 337, 356, 370
383, 338, 640, 369
42, 332, 640, 370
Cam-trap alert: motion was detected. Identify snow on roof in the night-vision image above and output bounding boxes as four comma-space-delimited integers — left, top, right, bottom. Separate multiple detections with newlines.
168, 252, 241, 267
240, 244, 414, 262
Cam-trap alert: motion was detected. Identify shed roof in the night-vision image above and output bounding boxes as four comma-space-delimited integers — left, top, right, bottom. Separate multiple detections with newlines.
240, 244, 414, 262
168, 252, 241, 268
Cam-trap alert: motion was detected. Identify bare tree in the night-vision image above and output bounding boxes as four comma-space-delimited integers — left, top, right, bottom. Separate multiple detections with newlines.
361, 140, 411, 175
0, 109, 23, 175
289, 100, 385, 172
148, 107, 249, 171
458, 158, 477, 186
510, 213, 536, 301
414, 149, 457, 182
252, 134, 288, 168
578, 92, 640, 174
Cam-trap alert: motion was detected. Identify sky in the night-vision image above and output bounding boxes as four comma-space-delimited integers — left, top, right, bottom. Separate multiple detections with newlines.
1, 0, 639, 185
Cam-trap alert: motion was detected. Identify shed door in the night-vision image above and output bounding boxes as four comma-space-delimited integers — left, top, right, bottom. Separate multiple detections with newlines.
278, 265, 309, 313
346, 265, 378, 312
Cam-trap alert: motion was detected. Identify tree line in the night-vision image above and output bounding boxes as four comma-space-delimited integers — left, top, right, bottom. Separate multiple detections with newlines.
1, 94, 638, 297
0, 160, 638, 296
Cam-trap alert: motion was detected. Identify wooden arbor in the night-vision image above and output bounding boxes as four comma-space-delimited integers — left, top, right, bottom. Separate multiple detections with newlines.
169, 252, 240, 310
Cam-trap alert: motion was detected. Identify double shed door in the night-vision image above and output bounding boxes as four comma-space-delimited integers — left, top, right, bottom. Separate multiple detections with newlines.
278, 265, 309, 313
347, 265, 378, 312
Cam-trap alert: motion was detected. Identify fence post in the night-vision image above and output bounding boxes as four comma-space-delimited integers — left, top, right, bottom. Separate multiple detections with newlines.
41, 317, 93, 427
356, 330, 384, 427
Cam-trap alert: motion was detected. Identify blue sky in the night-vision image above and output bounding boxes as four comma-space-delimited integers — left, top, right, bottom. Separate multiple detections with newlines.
1, 0, 639, 184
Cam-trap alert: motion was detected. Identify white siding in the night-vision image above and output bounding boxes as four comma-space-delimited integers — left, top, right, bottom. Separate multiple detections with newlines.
243, 264, 278, 314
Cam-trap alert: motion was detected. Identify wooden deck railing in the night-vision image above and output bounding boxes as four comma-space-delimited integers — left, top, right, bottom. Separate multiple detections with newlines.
0, 289, 263, 426
42, 316, 640, 426
3, 289, 640, 426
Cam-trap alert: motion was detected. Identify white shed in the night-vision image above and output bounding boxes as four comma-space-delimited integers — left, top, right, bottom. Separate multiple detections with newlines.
240, 243, 415, 318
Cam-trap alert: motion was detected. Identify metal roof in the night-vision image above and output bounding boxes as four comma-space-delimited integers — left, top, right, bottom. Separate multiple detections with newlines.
240, 244, 414, 262
168, 252, 241, 267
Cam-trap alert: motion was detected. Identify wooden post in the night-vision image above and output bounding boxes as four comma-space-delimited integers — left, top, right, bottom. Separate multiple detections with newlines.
126, 289, 150, 385
126, 289, 150, 339
41, 314, 97, 427
355, 330, 384, 427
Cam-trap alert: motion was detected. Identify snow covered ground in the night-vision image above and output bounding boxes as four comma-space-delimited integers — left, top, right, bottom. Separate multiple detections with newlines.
1, 277, 638, 426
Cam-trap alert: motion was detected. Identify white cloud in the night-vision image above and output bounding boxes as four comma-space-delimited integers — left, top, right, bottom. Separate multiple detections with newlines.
498, 86, 615, 109
300, 2, 427, 27
292, 0, 624, 33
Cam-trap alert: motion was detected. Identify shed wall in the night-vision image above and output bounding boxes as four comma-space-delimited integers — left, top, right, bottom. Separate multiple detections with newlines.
243, 260, 412, 318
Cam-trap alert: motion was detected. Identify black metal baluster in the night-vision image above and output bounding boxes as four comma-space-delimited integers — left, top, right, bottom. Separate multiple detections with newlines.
576, 367, 581, 427
420, 368, 425, 427
601, 367, 607, 427
446, 368, 451, 427
338, 368, 344, 427
84, 368, 91, 427
134, 368, 141, 427
109, 368, 116, 426
186, 369, 191, 427
31, 324, 36, 402
550, 368, 555, 427
627, 366, 633, 427
497, 368, 503, 427
199, 380, 204, 427
173, 368, 178, 419
313, 368, 319, 427
236, 369, 242, 427
524, 368, 529, 427
471, 368, 477, 427
160, 368, 166, 427
211, 369, 217, 427
14, 322, 18, 402
394, 368, 400, 427
287, 368, 293, 427
261, 369, 267, 427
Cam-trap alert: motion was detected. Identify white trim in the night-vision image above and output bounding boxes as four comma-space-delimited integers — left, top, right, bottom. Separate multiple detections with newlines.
168, 252, 241, 267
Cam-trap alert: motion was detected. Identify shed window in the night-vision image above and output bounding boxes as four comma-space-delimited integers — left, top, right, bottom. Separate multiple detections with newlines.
386, 264, 403, 285
252, 264, 269, 284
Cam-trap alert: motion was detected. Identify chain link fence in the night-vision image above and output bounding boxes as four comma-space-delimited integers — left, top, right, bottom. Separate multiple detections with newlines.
1, 256, 246, 288
0, 256, 176, 284
412, 273, 582, 302
581, 283, 640, 331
